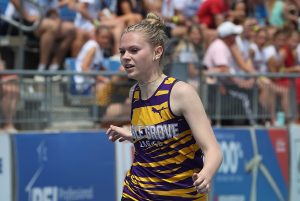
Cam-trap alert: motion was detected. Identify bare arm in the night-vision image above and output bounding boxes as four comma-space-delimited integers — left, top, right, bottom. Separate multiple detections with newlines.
10, 0, 35, 21
170, 81, 223, 193
106, 85, 135, 143
81, 47, 96, 72
230, 43, 256, 73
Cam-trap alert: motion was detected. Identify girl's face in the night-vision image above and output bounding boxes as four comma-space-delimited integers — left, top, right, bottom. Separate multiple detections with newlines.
189, 27, 202, 45
288, 32, 299, 50
96, 30, 111, 48
255, 30, 267, 48
119, 32, 155, 80
274, 33, 286, 49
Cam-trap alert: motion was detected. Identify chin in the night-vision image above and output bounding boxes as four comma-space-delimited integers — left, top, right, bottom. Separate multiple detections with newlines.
126, 71, 137, 80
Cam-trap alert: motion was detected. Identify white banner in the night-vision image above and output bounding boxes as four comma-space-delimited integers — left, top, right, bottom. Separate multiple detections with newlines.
289, 124, 300, 201
115, 138, 134, 200
0, 134, 13, 201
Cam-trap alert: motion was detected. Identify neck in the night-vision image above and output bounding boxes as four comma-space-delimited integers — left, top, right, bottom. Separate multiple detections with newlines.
138, 74, 163, 87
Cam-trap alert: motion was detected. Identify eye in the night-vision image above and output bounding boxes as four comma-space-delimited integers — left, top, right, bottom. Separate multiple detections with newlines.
129, 48, 139, 54
119, 49, 125, 55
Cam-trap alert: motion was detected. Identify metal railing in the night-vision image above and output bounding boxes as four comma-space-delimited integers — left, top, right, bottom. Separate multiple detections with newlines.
200, 72, 300, 126
0, 70, 299, 130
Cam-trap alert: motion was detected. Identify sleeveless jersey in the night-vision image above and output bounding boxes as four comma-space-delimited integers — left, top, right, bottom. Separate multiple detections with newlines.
122, 76, 206, 201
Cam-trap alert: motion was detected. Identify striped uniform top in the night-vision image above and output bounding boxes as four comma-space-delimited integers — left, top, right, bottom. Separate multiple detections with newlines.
122, 77, 206, 201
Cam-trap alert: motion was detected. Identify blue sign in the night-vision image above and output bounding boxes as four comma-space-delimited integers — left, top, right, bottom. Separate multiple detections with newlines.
13, 131, 115, 201
212, 128, 288, 201
212, 128, 253, 201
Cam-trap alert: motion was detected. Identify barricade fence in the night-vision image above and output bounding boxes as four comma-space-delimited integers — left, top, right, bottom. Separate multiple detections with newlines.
0, 70, 299, 130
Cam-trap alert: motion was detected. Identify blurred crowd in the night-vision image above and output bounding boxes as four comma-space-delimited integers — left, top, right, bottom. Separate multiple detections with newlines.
1, 0, 300, 131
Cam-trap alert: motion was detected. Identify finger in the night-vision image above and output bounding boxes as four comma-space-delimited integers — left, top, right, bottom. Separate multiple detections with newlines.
106, 127, 112, 135
192, 173, 198, 182
196, 183, 210, 194
193, 176, 205, 186
111, 133, 122, 142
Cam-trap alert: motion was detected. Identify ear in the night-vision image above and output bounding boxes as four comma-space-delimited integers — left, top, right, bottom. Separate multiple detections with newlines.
153, 46, 164, 61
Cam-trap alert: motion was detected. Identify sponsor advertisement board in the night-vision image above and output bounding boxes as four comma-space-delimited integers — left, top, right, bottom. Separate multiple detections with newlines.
0, 134, 13, 201
212, 128, 252, 201
13, 131, 115, 201
212, 128, 289, 201
289, 124, 300, 201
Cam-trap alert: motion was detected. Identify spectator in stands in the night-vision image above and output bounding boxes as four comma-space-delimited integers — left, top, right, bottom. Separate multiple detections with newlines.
67, 0, 103, 57
266, 0, 285, 28
159, 0, 189, 37
246, 0, 268, 26
196, 0, 231, 29
264, 29, 290, 123
283, 0, 300, 31
203, 21, 257, 124
235, 18, 258, 67
0, 55, 19, 133
74, 25, 113, 104
247, 27, 283, 124
249, 27, 269, 73
181, 0, 203, 24
228, 0, 247, 25
196, 0, 234, 44
5, 0, 75, 73
172, 23, 206, 89
99, 0, 143, 54
280, 30, 300, 118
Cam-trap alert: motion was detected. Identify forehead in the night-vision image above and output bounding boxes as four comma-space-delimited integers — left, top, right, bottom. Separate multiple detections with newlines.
120, 32, 149, 48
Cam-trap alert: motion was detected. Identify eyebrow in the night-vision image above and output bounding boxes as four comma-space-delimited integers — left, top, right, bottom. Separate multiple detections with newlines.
119, 45, 140, 50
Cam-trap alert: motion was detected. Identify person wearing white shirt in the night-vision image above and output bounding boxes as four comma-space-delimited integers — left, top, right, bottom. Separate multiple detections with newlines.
5, 0, 75, 72
74, 25, 112, 94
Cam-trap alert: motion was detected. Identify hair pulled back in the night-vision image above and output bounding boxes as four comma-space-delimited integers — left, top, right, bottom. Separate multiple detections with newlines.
122, 13, 168, 50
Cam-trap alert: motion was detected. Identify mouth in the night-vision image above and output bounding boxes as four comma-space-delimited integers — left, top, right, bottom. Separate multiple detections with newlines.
123, 64, 135, 69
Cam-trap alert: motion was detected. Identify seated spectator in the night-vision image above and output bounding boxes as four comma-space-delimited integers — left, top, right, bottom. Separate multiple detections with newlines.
266, 0, 285, 28
158, 0, 189, 37
248, 27, 286, 124
196, 0, 230, 29
263, 29, 290, 123
5, 0, 76, 72
98, 0, 142, 54
203, 21, 257, 124
67, 0, 103, 57
172, 23, 206, 90
0, 55, 19, 133
283, 0, 300, 31
196, 0, 232, 45
74, 25, 113, 97
228, 0, 247, 25
181, 0, 203, 24
280, 30, 300, 120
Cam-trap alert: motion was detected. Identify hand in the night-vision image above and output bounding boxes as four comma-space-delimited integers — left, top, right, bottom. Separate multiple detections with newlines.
106, 125, 132, 142
192, 172, 211, 194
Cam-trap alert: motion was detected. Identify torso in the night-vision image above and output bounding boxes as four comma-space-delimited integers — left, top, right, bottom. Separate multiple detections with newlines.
122, 76, 206, 201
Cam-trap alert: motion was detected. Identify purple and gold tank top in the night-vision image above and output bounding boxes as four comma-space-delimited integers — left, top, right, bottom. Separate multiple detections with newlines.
122, 76, 206, 201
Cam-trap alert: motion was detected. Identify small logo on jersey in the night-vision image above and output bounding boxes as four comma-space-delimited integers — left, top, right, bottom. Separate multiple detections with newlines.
152, 107, 166, 118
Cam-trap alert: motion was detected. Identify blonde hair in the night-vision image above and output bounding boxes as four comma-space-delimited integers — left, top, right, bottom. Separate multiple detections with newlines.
122, 13, 169, 59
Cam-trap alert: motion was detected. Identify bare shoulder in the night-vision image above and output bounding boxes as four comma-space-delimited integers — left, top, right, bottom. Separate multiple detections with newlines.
171, 81, 201, 116
172, 81, 198, 99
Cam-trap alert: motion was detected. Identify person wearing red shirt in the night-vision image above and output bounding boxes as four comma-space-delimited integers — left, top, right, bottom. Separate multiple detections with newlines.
197, 0, 231, 29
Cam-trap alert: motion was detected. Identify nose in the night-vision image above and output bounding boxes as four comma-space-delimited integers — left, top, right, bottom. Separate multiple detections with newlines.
121, 51, 131, 61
